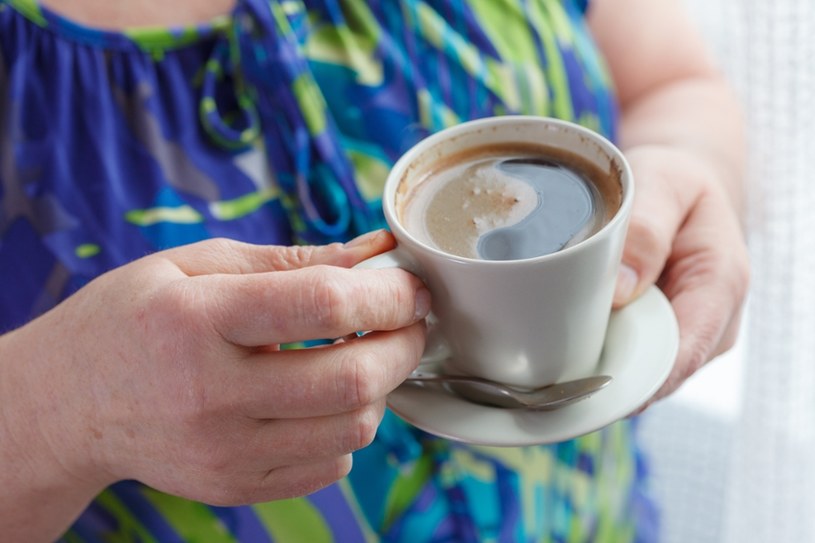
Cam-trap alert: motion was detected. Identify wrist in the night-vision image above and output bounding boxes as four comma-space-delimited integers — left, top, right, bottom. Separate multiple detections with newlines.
623, 143, 743, 211
0, 318, 112, 538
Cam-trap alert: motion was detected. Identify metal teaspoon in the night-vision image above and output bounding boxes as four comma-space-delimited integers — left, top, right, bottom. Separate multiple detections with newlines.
404, 371, 612, 410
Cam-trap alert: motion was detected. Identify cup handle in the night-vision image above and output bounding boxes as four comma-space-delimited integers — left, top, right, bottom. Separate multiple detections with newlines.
354, 248, 451, 364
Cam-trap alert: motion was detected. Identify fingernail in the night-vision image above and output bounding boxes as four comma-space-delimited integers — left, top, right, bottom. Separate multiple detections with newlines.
414, 288, 431, 320
344, 229, 386, 249
614, 264, 639, 303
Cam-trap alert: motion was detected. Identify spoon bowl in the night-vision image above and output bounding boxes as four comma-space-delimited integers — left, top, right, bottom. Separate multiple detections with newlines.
404, 370, 612, 410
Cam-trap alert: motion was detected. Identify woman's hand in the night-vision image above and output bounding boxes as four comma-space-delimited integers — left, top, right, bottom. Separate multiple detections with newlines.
0, 230, 429, 540
613, 145, 749, 404
591, 0, 749, 406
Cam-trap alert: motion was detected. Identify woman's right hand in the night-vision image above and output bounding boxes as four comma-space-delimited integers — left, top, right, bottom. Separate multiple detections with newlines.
0, 230, 429, 539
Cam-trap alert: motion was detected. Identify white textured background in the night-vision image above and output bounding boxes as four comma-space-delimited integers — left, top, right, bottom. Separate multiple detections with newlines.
639, 1, 815, 541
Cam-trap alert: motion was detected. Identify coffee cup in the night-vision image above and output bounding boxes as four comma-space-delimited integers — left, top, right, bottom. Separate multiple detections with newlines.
358, 116, 633, 389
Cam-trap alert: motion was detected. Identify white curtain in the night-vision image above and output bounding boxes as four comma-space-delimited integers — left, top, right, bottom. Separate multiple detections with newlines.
639, 1, 815, 541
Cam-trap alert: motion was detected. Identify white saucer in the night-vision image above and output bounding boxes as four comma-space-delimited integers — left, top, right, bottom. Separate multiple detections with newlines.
387, 286, 678, 446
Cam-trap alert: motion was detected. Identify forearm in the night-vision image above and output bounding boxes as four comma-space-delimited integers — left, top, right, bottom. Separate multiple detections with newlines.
618, 75, 746, 213
0, 320, 106, 542
588, 0, 746, 211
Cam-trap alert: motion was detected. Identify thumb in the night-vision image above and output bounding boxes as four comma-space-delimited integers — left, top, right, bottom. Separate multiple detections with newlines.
612, 201, 682, 308
164, 230, 396, 276
612, 148, 698, 307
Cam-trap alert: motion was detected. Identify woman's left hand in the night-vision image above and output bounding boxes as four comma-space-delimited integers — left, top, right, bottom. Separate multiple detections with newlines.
590, 0, 749, 406
613, 144, 749, 406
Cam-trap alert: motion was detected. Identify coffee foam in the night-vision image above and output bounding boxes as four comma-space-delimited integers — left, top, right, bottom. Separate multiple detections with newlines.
403, 161, 538, 258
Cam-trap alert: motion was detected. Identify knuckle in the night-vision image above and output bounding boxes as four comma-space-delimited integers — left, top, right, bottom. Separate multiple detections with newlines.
407, 320, 429, 359
191, 238, 256, 273
276, 244, 322, 269
184, 444, 232, 482
149, 281, 208, 337
334, 454, 354, 480
348, 405, 382, 451
627, 216, 672, 262
199, 237, 236, 255
308, 267, 350, 330
336, 352, 379, 408
379, 272, 416, 328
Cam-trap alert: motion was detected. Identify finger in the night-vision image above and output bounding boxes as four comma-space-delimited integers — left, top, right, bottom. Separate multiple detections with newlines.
164, 229, 396, 276
230, 401, 387, 470
613, 147, 703, 306
228, 322, 426, 418
628, 276, 743, 416
192, 455, 354, 506
633, 280, 743, 416
201, 264, 431, 346
644, 200, 748, 404
256, 455, 354, 502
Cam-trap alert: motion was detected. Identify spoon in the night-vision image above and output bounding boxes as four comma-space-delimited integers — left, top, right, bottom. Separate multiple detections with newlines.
404, 370, 612, 410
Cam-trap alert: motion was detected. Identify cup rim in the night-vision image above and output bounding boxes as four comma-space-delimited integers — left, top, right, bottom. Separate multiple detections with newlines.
383, 115, 634, 266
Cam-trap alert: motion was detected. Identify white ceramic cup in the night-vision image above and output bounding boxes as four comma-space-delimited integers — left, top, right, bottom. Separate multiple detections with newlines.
358, 116, 633, 389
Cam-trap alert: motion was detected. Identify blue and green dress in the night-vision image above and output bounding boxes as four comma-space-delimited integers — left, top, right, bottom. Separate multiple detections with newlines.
0, 0, 657, 541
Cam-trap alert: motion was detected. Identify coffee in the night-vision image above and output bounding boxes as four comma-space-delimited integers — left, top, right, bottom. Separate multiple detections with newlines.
397, 142, 622, 260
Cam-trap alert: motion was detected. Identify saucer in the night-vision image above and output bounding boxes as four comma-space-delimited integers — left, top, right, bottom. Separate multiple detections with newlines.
387, 286, 678, 446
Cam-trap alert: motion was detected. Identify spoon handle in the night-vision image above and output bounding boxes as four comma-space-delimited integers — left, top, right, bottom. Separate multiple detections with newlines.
519, 375, 612, 409
405, 370, 499, 386
404, 371, 613, 409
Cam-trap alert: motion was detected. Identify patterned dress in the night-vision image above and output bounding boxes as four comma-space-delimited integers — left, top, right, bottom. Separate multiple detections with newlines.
0, 0, 657, 541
